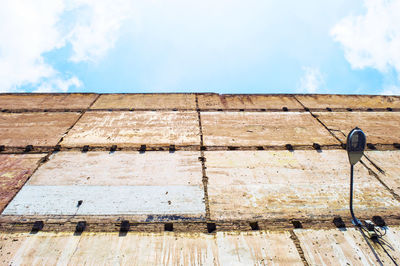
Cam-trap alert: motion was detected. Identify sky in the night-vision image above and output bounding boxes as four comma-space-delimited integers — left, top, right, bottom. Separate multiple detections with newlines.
1, 0, 400, 95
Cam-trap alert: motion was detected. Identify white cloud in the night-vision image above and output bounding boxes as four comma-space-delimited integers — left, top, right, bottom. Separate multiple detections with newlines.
381, 85, 400, 95
66, 0, 132, 62
0, 0, 131, 92
297, 67, 325, 93
331, 0, 400, 92
35, 76, 82, 92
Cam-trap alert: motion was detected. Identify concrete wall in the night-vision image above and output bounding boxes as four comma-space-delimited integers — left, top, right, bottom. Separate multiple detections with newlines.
201, 112, 340, 147
91, 94, 197, 110
296, 94, 400, 110
0, 112, 80, 147
0, 94, 97, 111
205, 150, 400, 221
314, 112, 400, 144
0, 231, 303, 265
1, 93, 400, 265
197, 94, 303, 110
0, 154, 44, 212
61, 111, 200, 148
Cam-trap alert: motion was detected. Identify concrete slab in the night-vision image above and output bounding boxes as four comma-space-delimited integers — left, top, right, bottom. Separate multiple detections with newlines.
198, 94, 303, 110
314, 112, 400, 144
0, 93, 97, 111
296, 94, 400, 110
61, 111, 200, 148
295, 227, 400, 265
205, 150, 400, 221
215, 231, 303, 265
91, 93, 197, 110
0, 154, 45, 213
3, 151, 205, 220
1, 231, 303, 265
3, 186, 205, 217
28, 151, 203, 186
0, 112, 80, 147
364, 151, 400, 196
201, 112, 339, 147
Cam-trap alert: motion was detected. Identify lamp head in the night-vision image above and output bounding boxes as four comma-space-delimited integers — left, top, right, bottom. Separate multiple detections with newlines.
346, 127, 366, 165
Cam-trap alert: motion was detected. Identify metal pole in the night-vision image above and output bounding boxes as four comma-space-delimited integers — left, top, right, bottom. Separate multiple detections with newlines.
350, 165, 361, 226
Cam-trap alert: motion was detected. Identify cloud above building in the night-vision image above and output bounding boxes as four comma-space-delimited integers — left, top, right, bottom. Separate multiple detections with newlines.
331, 0, 400, 94
0, 0, 131, 92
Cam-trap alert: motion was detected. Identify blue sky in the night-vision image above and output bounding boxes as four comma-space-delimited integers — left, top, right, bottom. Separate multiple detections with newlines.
1, 0, 400, 94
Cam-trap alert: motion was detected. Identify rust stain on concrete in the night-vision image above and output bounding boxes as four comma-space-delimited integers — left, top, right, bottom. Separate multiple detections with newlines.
198, 94, 303, 110
295, 227, 400, 265
0, 94, 97, 111
205, 150, 400, 221
314, 112, 400, 144
0, 231, 303, 265
201, 112, 339, 147
0, 154, 44, 213
91, 94, 197, 110
61, 111, 200, 148
28, 151, 203, 186
0, 112, 80, 147
296, 94, 400, 109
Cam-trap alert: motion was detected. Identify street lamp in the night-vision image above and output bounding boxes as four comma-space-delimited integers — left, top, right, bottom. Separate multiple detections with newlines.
346, 127, 366, 226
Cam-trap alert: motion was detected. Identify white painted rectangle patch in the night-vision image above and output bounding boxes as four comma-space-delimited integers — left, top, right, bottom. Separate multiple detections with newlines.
3, 186, 205, 219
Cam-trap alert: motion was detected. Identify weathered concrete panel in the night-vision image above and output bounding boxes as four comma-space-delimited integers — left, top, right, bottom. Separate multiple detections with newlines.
314, 112, 400, 144
206, 150, 400, 221
91, 94, 197, 110
364, 151, 400, 196
295, 227, 400, 265
0, 112, 80, 147
0, 232, 81, 265
201, 112, 339, 147
3, 186, 205, 217
216, 231, 303, 265
0, 93, 97, 111
296, 94, 400, 110
198, 94, 303, 110
0, 154, 45, 213
1, 231, 302, 265
61, 111, 200, 147
29, 151, 202, 186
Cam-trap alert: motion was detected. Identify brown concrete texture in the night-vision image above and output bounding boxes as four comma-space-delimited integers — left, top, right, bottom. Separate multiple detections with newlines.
296, 94, 400, 109
295, 227, 400, 265
0, 231, 303, 265
201, 112, 340, 146
314, 111, 400, 144
0, 94, 97, 110
0, 112, 80, 147
61, 111, 200, 147
205, 150, 400, 221
364, 151, 400, 197
91, 94, 197, 110
0, 154, 44, 213
197, 94, 303, 110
